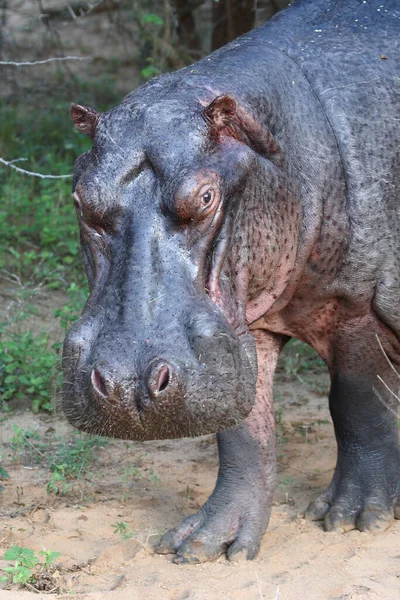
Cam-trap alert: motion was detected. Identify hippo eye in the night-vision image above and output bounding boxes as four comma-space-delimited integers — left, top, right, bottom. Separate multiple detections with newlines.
202, 190, 213, 205
73, 192, 83, 215
195, 185, 218, 219
175, 175, 219, 223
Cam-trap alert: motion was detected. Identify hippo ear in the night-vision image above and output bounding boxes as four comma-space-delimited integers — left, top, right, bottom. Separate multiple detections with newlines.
70, 104, 100, 138
203, 95, 281, 163
203, 95, 237, 130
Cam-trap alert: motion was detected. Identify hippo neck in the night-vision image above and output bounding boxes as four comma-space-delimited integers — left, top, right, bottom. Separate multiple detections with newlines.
177, 50, 343, 323
234, 157, 314, 325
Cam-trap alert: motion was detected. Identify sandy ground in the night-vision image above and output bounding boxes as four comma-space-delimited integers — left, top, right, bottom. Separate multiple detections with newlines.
0, 373, 399, 600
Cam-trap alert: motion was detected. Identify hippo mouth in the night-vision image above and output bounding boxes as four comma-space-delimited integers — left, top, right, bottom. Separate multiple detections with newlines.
62, 311, 256, 441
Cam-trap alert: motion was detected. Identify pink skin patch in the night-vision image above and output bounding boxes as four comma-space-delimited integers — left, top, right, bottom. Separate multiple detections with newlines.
155, 364, 170, 393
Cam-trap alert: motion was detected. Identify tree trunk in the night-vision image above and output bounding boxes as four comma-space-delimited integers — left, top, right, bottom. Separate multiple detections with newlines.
173, 0, 204, 57
211, 0, 255, 51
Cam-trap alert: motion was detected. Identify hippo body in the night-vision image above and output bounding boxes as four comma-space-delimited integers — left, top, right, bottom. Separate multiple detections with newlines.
64, 0, 400, 563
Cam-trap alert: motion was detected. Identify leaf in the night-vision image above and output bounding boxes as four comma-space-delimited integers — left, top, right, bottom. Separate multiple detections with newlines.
0, 465, 10, 480
141, 12, 163, 26
3, 546, 38, 567
3, 546, 25, 561
39, 550, 61, 567
14, 565, 33, 584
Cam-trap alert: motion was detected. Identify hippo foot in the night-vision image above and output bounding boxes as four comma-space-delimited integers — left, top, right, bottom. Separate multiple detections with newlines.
155, 490, 269, 564
305, 455, 400, 533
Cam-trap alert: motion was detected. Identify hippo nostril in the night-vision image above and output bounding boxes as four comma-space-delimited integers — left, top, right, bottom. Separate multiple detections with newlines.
156, 365, 170, 392
148, 363, 171, 397
91, 368, 109, 398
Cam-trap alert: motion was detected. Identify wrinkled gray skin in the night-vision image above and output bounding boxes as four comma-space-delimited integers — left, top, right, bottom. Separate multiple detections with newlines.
63, 0, 400, 563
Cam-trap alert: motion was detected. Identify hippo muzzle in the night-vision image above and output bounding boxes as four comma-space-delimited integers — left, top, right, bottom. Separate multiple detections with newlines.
63, 295, 256, 440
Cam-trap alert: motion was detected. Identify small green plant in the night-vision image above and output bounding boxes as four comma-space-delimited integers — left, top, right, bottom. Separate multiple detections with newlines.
39, 549, 61, 571
121, 463, 159, 484
280, 476, 294, 488
140, 12, 163, 26
122, 464, 142, 481
46, 466, 72, 496
1, 546, 38, 586
1, 545, 60, 589
148, 469, 160, 484
111, 521, 134, 541
8, 424, 43, 463
140, 58, 161, 81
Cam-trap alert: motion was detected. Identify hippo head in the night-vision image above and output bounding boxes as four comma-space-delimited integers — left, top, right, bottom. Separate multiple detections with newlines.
63, 80, 283, 440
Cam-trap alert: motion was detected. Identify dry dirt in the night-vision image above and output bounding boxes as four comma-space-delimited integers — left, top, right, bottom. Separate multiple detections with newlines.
0, 286, 399, 600
0, 376, 399, 600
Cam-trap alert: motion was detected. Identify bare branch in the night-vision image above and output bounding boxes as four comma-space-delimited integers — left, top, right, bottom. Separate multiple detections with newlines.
376, 375, 400, 406
376, 334, 400, 380
0, 56, 91, 67
66, 2, 78, 20
374, 333, 400, 419
0, 157, 71, 179
373, 385, 399, 419
6, 157, 28, 165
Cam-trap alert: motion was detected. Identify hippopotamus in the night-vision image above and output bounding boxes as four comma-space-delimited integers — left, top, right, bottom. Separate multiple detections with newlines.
63, 0, 400, 563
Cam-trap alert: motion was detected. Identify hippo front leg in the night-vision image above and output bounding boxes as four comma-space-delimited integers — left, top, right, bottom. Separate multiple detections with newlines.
306, 318, 400, 531
155, 331, 285, 564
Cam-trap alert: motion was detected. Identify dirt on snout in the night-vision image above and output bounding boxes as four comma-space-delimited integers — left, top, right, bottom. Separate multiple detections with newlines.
0, 373, 399, 600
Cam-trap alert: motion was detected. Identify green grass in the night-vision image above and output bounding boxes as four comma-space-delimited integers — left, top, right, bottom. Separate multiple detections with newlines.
0, 78, 122, 287
7, 424, 108, 496
0, 102, 90, 285
279, 338, 328, 394
280, 338, 325, 376
0, 328, 58, 413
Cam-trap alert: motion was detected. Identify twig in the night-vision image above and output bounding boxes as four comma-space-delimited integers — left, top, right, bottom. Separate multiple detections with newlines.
375, 334, 400, 379
0, 56, 91, 66
22, 434, 47, 460
0, 157, 71, 179
373, 385, 400, 419
25, 582, 59, 594
24, 583, 41, 594
66, 2, 78, 20
63, 0, 106, 19
6, 157, 27, 164
109, 575, 126, 591
255, 571, 263, 599
373, 334, 400, 418
376, 375, 400, 405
